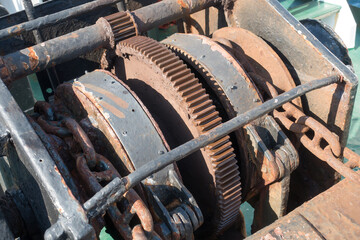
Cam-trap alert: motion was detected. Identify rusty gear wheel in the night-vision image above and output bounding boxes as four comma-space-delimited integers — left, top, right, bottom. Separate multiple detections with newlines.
112, 36, 242, 235
162, 33, 264, 200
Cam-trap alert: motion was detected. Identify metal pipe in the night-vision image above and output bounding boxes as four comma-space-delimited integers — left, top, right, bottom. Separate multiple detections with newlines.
0, 23, 109, 84
0, 0, 218, 84
0, 0, 122, 40
82, 75, 341, 219
0, 78, 93, 240
132, 0, 218, 33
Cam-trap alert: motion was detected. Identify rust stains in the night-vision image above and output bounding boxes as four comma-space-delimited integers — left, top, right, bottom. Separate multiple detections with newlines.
99, 99, 125, 119
0, 65, 9, 80
83, 83, 129, 109
55, 165, 77, 200
58, 32, 79, 40
22, 62, 29, 70
274, 227, 283, 237
28, 47, 39, 71
178, 0, 190, 10
9, 25, 22, 35
261, 233, 277, 240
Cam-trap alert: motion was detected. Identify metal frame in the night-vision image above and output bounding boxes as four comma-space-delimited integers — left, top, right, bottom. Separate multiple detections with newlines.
0, 0, 357, 238
0, 73, 336, 239
79, 75, 340, 237
0, 79, 94, 239
224, 0, 358, 206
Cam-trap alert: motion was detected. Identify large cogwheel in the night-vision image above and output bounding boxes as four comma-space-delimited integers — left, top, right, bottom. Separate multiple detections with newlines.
112, 36, 242, 235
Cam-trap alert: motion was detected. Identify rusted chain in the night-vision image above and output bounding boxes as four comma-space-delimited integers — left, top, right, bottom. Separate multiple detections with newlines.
62, 118, 97, 169
76, 154, 157, 239
33, 101, 157, 239
250, 73, 360, 183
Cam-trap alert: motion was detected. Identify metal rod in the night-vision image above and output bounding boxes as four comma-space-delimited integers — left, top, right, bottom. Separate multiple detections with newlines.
132, 0, 218, 33
0, 23, 109, 84
0, 0, 218, 84
22, 0, 43, 43
0, 0, 122, 40
83, 75, 340, 218
22, 0, 60, 89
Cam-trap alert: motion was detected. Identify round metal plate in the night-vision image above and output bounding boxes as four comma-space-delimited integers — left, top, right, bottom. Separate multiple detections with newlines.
212, 27, 301, 108
55, 70, 173, 182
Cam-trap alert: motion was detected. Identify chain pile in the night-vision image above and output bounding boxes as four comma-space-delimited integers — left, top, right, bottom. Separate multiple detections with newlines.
30, 100, 160, 240
248, 72, 360, 183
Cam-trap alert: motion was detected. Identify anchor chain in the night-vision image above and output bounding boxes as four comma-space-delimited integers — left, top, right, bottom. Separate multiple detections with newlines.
249, 72, 360, 183
32, 101, 160, 239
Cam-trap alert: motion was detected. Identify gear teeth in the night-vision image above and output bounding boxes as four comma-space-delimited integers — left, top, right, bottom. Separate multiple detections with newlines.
118, 36, 242, 234
104, 11, 137, 43
165, 44, 247, 233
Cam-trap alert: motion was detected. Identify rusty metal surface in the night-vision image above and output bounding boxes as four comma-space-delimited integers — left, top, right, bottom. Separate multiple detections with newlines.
344, 147, 360, 169
103, 11, 137, 47
132, 0, 219, 33
76, 153, 155, 240
55, 70, 203, 239
162, 32, 300, 232
32, 98, 157, 239
163, 33, 261, 200
223, 5, 357, 202
250, 72, 360, 183
0, 22, 110, 85
163, 33, 298, 198
181, 7, 227, 36
0, 0, 357, 238
0, 79, 94, 239
207, 27, 359, 183
78, 75, 340, 240
224, 1, 357, 202
27, 116, 81, 202
111, 35, 241, 236
225, 0, 357, 134
247, 178, 360, 240
212, 27, 302, 109
0, 0, 219, 84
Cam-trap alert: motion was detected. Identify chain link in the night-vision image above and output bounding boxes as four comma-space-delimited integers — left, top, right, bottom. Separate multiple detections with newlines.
33, 101, 159, 239
249, 72, 360, 183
